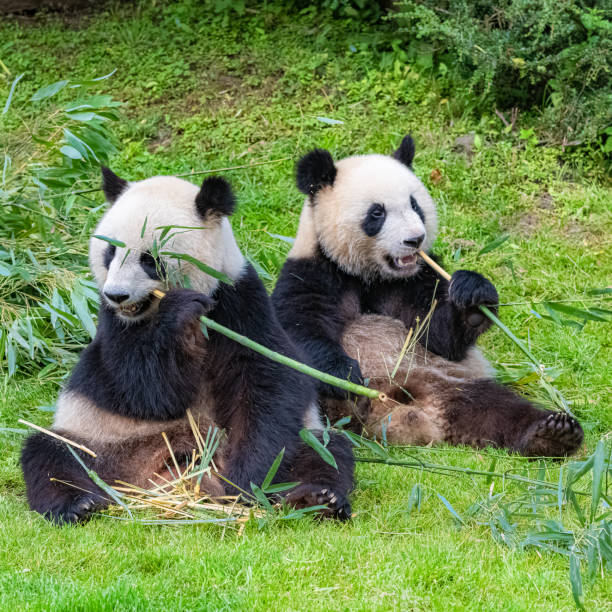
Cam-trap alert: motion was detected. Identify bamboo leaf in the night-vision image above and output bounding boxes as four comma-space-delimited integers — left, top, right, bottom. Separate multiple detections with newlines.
299, 428, 337, 469
437, 493, 465, 525
2, 73, 24, 114
569, 550, 584, 610
161, 251, 233, 285
316, 116, 344, 125
590, 440, 606, 522
545, 302, 611, 322
266, 232, 295, 245
261, 448, 285, 491
478, 233, 509, 256
93, 235, 126, 248
31, 79, 69, 101
407, 483, 422, 514
59, 145, 84, 160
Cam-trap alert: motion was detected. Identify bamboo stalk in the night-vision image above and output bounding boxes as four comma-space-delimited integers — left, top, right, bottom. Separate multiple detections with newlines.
18, 419, 97, 457
151, 289, 382, 400
417, 251, 540, 365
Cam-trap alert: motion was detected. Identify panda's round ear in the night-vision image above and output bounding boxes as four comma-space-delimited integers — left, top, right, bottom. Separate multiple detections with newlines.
196, 176, 236, 218
101, 166, 128, 204
393, 135, 416, 168
296, 149, 337, 196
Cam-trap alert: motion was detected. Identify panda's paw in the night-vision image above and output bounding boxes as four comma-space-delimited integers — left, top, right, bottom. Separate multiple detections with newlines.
284, 484, 352, 521
449, 270, 498, 320
519, 412, 584, 457
327, 356, 365, 399
158, 289, 215, 329
44, 492, 104, 525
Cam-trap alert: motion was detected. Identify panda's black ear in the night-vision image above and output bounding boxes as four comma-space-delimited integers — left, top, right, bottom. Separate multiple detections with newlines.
101, 166, 128, 204
196, 176, 236, 218
393, 135, 416, 168
296, 149, 337, 196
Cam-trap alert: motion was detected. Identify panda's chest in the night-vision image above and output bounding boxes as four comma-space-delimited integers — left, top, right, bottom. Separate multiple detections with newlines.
359, 284, 404, 319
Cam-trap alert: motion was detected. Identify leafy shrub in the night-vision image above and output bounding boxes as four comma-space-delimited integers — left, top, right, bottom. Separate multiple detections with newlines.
391, 0, 612, 144
0, 72, 121, 378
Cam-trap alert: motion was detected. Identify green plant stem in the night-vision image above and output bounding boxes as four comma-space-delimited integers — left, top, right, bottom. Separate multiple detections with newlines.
354, 456, 591, 494
479, 304, 539, 364
200, 315, 380, 399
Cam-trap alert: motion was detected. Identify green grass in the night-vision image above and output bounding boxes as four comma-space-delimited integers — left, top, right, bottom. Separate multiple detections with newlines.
1, 3, 611, 610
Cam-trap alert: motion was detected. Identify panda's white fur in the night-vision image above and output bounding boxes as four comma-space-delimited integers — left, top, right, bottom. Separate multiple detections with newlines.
290, 154, 437, 281
90, 175, 246, 323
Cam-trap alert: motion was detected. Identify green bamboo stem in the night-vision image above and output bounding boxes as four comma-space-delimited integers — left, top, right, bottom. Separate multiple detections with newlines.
354, 456, 591, 494
153, 290, 380, 398
199, 315, 381, 400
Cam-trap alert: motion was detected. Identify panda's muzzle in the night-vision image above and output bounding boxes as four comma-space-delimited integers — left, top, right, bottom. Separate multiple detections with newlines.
105, 291, 154, 318
386, 253, 418, 271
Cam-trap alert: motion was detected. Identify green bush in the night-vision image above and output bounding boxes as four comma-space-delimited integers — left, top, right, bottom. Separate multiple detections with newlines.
0, 72, 121, 378
391, 0, 612, 145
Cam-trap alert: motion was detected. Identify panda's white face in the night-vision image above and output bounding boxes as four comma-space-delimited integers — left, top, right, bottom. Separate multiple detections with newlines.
312, 155, 437, 281
90, 175, 244, 324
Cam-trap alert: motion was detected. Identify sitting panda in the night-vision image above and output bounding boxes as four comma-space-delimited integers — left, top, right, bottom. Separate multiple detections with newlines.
21, 168, 354, 523
272, 136, 584, 456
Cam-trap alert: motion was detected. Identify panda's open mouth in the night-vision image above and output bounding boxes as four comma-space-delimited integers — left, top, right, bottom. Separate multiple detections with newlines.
386, 254, 418, 271
117, 295, 154, 318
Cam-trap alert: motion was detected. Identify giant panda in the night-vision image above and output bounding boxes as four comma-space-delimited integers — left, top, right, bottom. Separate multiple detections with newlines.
272, 136, 584, 457
21, 168, 354, 523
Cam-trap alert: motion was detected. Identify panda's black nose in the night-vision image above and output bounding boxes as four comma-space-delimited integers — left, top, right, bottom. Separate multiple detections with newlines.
104, 291, 130, 304
403, 234, 425, 248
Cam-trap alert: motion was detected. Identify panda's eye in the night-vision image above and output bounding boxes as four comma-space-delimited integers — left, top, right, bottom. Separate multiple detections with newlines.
370, 204, 385, 218
410, 196, 425, 223
140, 251, 165, 280
362, 203, 387, 237
103, 244, 116, 269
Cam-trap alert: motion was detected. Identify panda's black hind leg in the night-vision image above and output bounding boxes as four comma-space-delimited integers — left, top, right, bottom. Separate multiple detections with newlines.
285, 432, 354, 520
21, 433, 108, 524
517, 412, 584, 457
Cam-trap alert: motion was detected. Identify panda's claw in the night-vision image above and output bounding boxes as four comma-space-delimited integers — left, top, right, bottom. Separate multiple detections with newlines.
284, 484, 351, 520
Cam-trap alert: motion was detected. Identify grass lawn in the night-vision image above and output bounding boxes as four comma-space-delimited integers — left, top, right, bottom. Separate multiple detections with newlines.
1, 3, 610, 610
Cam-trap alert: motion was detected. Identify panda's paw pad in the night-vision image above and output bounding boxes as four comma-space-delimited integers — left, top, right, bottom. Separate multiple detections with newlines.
523, 413, 584, 457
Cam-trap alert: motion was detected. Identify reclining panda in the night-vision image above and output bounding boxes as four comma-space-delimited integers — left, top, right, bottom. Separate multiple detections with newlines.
21, 169, 354, 523
272, 136, 583, 456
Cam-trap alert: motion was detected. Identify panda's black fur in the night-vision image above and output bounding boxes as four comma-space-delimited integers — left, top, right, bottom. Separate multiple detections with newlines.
272, 136, 584, 457
21, 169, 354, 524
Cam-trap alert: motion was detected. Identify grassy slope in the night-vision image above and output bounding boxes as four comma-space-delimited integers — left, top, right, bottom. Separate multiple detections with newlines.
0, 3, 611, 610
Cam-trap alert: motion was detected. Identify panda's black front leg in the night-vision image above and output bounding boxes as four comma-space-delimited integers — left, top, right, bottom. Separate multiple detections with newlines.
21, 433, 109, 524
88, 288, 215, 421
425, 270, 499, 361
305, 338, 371, 424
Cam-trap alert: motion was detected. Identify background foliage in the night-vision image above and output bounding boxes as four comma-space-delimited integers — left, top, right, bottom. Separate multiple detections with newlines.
390, 0, 612, 146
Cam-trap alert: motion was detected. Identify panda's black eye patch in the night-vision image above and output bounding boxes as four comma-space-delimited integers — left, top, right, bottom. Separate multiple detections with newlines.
140, 251, 165, 280
362, 203, 386, 237
410, 196, 425, 223
103, 244, 116, 269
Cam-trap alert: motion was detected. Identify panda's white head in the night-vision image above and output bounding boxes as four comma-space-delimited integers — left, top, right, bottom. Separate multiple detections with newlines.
90, 168, 244, 323
291, 135, 437, 281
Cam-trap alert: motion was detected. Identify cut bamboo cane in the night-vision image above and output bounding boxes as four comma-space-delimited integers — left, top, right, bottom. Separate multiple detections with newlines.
18, 419, 97, 457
